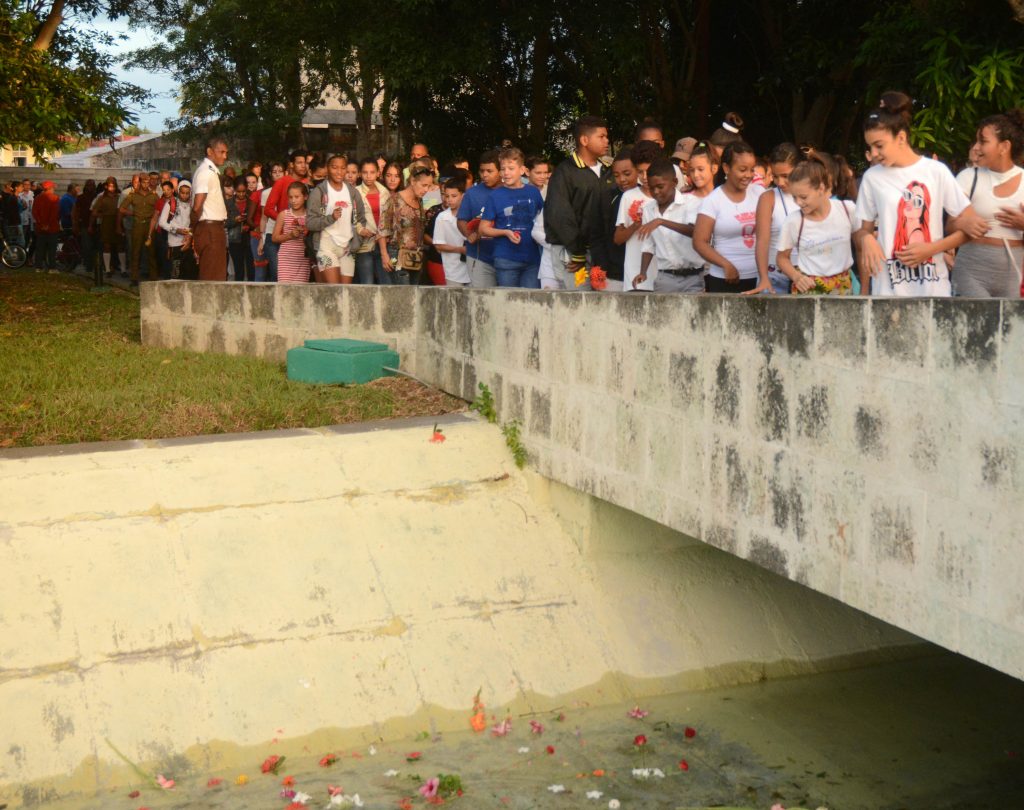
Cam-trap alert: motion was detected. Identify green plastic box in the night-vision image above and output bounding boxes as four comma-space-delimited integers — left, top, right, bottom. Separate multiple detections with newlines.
286, 339, 399, 384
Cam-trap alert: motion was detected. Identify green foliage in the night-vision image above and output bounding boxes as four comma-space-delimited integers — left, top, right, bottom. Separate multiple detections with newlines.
469, 382, 497, 424
0, 1, 148, 162
436, 773, 463, 798
502, 420, 527, 469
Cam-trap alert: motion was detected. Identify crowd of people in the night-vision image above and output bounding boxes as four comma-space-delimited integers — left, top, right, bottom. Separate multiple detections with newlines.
5, 89, 1023, 298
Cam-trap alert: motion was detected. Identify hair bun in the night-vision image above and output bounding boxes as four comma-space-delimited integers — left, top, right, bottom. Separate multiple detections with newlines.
879, 91, 913, 119
724, 112, 744, 132
1005, 107, 1024, 131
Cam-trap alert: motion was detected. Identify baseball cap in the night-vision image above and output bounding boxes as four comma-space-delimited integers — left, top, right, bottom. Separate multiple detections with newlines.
41, 180, 56, 190
671, 137, 698, 162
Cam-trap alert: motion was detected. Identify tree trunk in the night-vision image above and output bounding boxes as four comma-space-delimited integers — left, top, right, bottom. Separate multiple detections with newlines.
693, 0, 711, 134
32, 0, 65, 51
526, 29, 551, 153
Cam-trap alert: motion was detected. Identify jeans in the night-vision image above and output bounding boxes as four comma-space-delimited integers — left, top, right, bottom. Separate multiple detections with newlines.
767, 267, 791, 295
229, 240, 248, 282
35, 231, 58, 269
251, 235, 268, 281
494, 257, 540, 288
391, 269, 420, 285
355, 247, 383, 284
467, 256, 496, 287
261, 234, 278, 282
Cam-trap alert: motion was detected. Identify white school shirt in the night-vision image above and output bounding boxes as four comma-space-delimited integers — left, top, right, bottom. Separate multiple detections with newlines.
531, 210, 556, 285
323, 182, 354, 249
191, 156, 227, 221
433, 207, 470, 284
768, 187, 798, 267
640, 190, 703, 269
956, 166, 1024, 241
698, 184, 764, 279
854, 156, 968, 297
616, 186, 656, 290
777, 199, 857, 277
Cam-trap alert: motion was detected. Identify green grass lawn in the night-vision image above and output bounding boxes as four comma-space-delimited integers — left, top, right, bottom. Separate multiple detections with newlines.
0, 270, 464, 447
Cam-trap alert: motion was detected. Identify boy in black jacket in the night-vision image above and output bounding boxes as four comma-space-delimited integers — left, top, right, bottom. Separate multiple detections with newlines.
544, 115, 614, 290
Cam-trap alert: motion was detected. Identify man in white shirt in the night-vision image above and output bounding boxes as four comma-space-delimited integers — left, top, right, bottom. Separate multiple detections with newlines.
633, 159, 704, 293
191, 137, 229, 281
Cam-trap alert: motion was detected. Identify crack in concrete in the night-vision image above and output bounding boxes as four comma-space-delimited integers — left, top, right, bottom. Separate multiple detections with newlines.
10, 473, 513, 529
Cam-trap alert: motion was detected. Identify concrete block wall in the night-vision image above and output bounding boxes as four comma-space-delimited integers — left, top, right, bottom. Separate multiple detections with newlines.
140, 283, 1024, 679
416, 289, 1024, 681
139, 281, 419, 367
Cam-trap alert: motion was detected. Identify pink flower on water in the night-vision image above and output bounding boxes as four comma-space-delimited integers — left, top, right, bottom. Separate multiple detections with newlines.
156, 775, 175, 790
627, 706, 649, 720
529, 720, 545, 735
418, 777, 440, 798
328, 785, 344, 796
280, 788, 296, 799
491, 717, 512, 737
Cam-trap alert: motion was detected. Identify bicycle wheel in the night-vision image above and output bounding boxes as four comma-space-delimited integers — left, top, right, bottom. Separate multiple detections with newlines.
2, 244, 27, 269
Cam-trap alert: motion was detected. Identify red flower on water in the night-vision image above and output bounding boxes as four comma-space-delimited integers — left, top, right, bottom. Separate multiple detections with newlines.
545, 745, 555, 755
529, 720, 545, 735
589, 266, 608, 291
684, 726, 696, 739
678, 758, 689, 771
328, 785, 345, 796
634, 734, 647, 747
206, 777, 223, 788
429, 424, 446, 443
261, 755, 285, 774
128, 791, 140, 799
406, 751, 422, 762
399, 799, 414, 810
286, 804, 305, 810
281, 775, 295, 787
319, 754, 337, 767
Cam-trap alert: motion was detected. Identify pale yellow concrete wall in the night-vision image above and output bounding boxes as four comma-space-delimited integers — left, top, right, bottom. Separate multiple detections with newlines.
0, 416, 918, 805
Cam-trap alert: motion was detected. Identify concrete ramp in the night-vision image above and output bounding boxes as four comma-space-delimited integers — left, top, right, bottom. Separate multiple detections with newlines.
0, 416, 917, 804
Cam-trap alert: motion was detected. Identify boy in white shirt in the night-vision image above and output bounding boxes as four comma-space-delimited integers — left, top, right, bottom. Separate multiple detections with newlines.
432, 177, 470, 286
614, 140, 661, 291
633, 158, 704, 293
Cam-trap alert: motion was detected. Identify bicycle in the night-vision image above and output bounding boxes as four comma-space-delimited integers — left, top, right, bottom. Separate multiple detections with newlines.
56, 231, 82, 272
1, 230, 28, 269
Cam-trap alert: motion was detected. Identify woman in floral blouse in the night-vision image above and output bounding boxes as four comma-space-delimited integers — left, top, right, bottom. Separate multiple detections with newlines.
377, 165, 433, 284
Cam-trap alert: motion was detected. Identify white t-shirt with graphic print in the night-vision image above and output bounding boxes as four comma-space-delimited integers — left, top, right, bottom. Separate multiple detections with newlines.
854, 156, 969, 297
777, 199, 858, 277
698, 184, 764, 279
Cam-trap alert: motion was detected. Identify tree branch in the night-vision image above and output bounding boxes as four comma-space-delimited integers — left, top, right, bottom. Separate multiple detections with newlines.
31, 0, 66, 51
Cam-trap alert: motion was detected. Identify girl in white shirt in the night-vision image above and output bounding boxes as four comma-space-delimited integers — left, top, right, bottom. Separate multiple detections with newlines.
775, 158, 858, 295
854, 90, 986, 297
693, 141, 765, 293
754, 142, 802, 295
953, 109, 1024, 297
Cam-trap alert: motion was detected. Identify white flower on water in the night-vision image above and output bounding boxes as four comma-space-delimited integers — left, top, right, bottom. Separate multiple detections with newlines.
632, 768, 650, 779
586, 789, 603, 799
651, 768, 665, 778
517, 746, 530, 754
547, 784, 566, 793
368, 745, 377, 756
329, 795, 363, 807
292, 791, 311, 804
384, 769, 399, 777
608, 800, 621, 809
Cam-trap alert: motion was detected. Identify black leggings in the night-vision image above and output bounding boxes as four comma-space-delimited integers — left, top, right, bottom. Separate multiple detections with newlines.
704, 275, 757, 293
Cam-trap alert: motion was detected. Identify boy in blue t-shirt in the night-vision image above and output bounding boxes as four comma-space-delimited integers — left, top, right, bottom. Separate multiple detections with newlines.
480, 147, 544, 288
457, 150, 501, 288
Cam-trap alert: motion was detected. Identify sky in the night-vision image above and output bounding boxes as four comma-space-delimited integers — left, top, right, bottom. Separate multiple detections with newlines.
89, 15, 180, 133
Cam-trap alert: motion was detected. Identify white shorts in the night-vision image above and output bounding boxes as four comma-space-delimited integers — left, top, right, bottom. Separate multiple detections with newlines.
317, 239, 355, 277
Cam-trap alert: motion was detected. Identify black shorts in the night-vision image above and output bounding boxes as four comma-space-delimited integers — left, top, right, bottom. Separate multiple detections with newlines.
704, 275, 757, 293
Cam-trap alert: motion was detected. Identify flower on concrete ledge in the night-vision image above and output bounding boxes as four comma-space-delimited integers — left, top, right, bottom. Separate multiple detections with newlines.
589, 266, 608, 291
429, 424, 446, 443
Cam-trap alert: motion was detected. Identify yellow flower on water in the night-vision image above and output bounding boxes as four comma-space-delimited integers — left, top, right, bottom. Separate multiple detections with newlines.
574, 268, 588, 287
235, 774, 248, 786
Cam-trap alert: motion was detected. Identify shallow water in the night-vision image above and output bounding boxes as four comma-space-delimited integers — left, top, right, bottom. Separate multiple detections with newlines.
42, 652, 1024, 810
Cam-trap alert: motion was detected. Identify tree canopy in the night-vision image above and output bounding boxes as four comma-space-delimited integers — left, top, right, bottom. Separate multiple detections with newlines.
18, 0, 1020, 164
0, 0, 148, 160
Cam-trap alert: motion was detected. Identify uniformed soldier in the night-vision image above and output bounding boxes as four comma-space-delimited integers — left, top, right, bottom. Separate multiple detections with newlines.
118, 174, 159, 285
